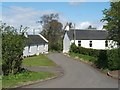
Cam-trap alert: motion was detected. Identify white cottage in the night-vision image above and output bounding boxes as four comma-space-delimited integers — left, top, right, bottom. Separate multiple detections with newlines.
23, 34, 48, 57
63, 29, 117, 53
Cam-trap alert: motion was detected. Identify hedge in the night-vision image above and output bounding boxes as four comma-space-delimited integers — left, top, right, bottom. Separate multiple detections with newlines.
70, 43, 99, 57
70, 43, 119, 70
107, 49, 120, 70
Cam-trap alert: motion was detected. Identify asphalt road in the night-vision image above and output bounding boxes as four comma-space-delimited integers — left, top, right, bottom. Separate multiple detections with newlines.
23, 53, 118, 88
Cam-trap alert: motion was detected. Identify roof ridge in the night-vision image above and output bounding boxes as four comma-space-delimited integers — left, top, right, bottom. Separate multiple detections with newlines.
69, 29, 107, 31
38, 34, 49, 42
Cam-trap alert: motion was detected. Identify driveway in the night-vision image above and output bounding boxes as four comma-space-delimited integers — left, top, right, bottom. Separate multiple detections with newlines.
23, 53, 118, 88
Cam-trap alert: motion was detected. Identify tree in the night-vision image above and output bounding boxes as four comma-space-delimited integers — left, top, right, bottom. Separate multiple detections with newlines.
101, 2, 120, 70
1, 23, 26, 75
102, 2, 120, 46
38, 13, 63, 51
87, 25, 96, 30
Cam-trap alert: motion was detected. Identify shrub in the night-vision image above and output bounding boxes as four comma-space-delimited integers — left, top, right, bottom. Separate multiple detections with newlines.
107, 49, 120, 70
70, 43, 120, 70
96, 50, 108, 69
70, 44, 99, 57
2, 25, 26, 75
69, 43, 78, 53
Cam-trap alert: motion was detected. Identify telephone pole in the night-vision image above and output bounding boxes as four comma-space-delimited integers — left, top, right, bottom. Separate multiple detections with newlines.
74, 23, 76, 43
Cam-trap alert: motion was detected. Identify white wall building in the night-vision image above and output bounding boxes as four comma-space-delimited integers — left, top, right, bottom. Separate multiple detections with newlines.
23, 34, 48, 57
63, 29, 117, 53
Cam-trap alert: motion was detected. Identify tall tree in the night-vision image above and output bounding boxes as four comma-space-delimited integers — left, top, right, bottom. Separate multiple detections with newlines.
102, 2, 120, 46
102, 2, 120, 70
38, 13, 63, 51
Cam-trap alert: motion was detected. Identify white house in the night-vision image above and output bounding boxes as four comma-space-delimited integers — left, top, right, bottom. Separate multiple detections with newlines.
23, 34, 48, 57
63, 29, 118, 53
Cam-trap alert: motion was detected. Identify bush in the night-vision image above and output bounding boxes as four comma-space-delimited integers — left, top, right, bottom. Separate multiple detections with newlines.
50, 42, 62, 52
70, 43, 99, 57
70, 43, 120, 70
107, 49, 120, 70
2, 25, 26, 75
69, 43, 78, 53
96, 50, 108, 69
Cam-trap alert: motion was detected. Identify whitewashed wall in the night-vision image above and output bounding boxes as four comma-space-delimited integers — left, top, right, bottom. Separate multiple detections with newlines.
23, 44, 48, 56
71, 40, 117, 50
63, 33, 71, 53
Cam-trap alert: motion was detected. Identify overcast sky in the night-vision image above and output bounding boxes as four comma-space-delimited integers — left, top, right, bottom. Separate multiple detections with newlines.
2, 2, 110, 34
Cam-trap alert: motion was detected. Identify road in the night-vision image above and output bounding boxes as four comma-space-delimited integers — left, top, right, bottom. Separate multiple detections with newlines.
23, 53, 118, 88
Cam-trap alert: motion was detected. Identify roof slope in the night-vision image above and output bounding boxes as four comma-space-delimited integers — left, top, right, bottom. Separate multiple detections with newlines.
67, 29, 108, 40
26, 35, 48, 45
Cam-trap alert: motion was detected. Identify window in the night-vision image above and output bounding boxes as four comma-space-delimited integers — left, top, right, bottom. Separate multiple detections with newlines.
78, 41, 81, 46
89, 41, 92, 47
105, 40, 108, 47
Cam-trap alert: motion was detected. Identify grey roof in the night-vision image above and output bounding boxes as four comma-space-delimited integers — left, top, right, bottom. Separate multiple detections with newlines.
25, 35, 47, 45
67, 29, 108, 40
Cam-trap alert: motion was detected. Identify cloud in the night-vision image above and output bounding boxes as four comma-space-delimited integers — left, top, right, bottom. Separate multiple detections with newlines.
2, 6, 61, 34
75, 21, 105, 30
69, 0, 85, 6
2, 5, 106, 35
77, 21, 91, 29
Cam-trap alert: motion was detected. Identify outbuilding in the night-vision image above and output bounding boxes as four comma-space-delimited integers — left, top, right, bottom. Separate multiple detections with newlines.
23, 34, 48, 56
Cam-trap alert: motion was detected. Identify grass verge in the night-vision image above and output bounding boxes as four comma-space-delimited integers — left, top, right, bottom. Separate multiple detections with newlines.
2, 71, 55, 88
23, 54, 57, 66
0, 75, 2, 89
69, 52, 97, 63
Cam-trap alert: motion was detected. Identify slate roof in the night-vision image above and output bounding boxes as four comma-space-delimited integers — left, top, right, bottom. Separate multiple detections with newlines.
67, 29, 108, 40
25, 35, 48, 45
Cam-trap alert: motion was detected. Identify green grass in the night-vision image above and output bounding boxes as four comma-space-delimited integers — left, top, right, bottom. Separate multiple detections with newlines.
2, 71, 55, 88
69, 52, 97, 63
23, 54, 57, 66
0, 75, 2, 89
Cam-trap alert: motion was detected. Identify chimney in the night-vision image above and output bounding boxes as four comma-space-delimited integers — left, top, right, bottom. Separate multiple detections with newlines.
64, 22, 70, 31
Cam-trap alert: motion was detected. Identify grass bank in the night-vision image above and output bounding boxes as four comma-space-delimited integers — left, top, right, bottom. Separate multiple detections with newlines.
0, 75, 2, 89
23, 54, 57, 66
2, 71, 54, 88
69, 52, 97, 64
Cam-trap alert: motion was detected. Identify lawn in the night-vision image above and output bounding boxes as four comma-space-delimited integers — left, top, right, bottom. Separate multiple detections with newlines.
23, 54, 57, 66
2, 71, 54, 88
2, 54, 57, 88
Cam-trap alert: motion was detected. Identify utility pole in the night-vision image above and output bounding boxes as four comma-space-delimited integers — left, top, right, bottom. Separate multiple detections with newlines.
74, 23, 76, 43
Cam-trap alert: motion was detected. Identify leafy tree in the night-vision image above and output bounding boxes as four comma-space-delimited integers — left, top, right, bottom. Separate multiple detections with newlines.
102, 2, 120, 46
1, 23, 26, 75
102, 2, 120, 70
38, 13, 63, 51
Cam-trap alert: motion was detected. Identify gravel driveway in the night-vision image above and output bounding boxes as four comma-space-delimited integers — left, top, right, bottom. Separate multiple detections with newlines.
22, 53, 118, 88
